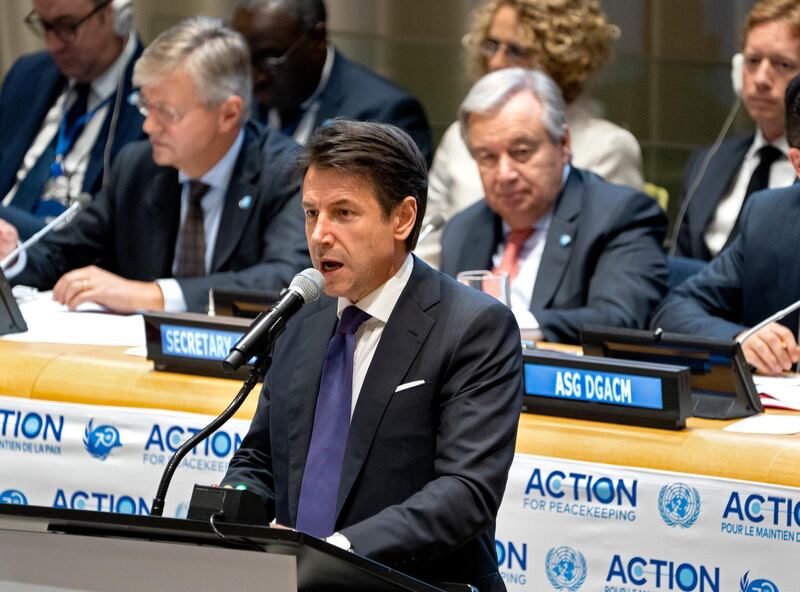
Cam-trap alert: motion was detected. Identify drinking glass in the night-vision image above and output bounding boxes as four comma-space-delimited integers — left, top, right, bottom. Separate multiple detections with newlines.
456, 270, 511, 307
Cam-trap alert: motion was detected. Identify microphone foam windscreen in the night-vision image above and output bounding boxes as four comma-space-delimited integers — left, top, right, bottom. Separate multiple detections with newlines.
290, 268, 324, 303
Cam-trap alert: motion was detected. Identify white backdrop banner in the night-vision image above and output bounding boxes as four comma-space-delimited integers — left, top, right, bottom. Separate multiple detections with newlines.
0, 396, 251, 518
1, 395, 796, 592
496, 453, 796, 592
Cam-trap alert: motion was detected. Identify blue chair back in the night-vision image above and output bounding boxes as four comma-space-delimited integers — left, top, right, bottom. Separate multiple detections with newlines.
667, 256, 706, 290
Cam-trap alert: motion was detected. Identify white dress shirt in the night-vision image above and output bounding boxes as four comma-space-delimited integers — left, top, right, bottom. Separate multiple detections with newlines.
490, 165, 570, 334
704, 131, 795, 256
157, 130, 245, 312
327, 253, 413, 549
335, 252, 414, 417
492, 211, 552, 333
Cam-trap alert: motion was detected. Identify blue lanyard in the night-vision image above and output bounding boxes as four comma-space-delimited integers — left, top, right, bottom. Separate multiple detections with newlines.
49, 93, 113, 178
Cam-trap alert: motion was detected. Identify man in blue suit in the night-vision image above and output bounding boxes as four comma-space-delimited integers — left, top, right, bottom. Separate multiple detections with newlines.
440, 68, 668, 344
231, 0, 433, 164
224, 120, 522, 592
0, 18, 307, 314
0, 0, 146, 239
652, 75, 800, 377
673, 0, 800, 260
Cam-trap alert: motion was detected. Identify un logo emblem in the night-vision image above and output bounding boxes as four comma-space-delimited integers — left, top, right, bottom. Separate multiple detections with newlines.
83, 419, 122, 460
658, 483, 701, 528
545, 546, 587, 591
0, 489, 28, 505
740, 571, 780, 592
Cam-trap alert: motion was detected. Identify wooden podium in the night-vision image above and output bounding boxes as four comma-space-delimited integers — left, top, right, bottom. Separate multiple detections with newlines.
0, 504, 446, 592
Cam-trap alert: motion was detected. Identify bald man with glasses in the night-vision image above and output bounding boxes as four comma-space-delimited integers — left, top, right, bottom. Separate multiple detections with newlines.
0, 0, 146, 240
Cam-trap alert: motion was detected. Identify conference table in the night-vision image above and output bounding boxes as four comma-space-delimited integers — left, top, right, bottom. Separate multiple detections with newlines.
1, 334, 798, 590
1, 339, 797, 486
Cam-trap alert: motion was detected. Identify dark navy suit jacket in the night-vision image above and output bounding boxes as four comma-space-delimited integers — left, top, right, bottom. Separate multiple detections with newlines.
440, 168, 669, 344
652, 185, 800, 339
13, 124, 309, 312
311, 49, 432, 165
674, 135, 753, 261
224, 258, 522, 592
0, 44, 146, 238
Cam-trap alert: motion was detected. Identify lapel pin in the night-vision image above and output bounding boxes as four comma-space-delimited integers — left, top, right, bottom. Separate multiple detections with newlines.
238, 195, 252, 210
559, 234, 572, 247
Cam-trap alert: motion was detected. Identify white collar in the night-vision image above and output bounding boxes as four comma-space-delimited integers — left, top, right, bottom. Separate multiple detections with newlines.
336, 252, 414, 324
748, 129, 789, 160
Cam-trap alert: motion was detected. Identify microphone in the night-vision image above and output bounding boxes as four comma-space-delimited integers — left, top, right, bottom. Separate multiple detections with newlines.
222, 267, 324, 373
416, 213, 446, 246
152, 269, 323, 517
0, 193, 92, 270
736, 298, 800, 343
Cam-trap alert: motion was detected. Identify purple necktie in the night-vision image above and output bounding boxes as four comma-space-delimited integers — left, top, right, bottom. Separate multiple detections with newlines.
295, 305, 372, 537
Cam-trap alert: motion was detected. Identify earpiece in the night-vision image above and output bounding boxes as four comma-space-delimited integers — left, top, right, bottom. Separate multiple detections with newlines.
111, 0, 134, 37
731, 53, 744, 99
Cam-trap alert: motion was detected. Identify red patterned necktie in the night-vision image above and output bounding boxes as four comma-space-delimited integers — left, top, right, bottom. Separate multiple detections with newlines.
493, 228, 534, 281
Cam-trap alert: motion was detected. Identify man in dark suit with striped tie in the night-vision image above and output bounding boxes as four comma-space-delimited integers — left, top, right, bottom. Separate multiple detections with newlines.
0, 17, 308, 313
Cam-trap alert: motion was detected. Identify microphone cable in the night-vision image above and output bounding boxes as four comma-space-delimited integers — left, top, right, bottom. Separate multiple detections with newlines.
668, 98, 741, 257
101, 33, 134, 189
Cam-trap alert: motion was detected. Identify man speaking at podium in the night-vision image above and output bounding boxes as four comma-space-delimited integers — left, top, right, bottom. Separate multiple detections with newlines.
0, 17, 307, 313
224, 120, 523, 591
652, 74, 800, 376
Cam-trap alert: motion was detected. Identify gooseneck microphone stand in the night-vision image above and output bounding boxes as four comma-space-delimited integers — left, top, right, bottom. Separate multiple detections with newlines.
149, 323, 283, 517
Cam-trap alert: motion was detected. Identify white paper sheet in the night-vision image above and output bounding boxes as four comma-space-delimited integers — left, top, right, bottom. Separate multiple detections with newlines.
2, 287, 145, 347
723, 414, 800, 435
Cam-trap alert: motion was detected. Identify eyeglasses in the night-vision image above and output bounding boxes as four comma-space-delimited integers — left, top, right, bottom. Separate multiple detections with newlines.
129, 92, 203, 126
251, 33, 308, 71
24, 0, 113, 43
479, 38, 535, 65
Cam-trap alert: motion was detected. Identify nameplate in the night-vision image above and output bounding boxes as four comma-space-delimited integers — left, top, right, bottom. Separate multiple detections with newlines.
525, 365, 665, 410
522, 350, 691, 430
160, 324, 244, 361
144, 312, 254, 380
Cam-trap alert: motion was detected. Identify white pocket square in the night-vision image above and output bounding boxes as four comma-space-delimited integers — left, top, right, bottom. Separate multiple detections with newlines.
395, 380, 425, 393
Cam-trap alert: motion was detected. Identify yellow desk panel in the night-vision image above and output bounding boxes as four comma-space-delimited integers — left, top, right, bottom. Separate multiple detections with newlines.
3, 339, 799, 488
0, 340, 258, 420
516, 410, 800, 487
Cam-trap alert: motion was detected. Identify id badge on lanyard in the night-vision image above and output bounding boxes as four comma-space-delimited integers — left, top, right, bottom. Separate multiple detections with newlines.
48, 93, 113, 182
